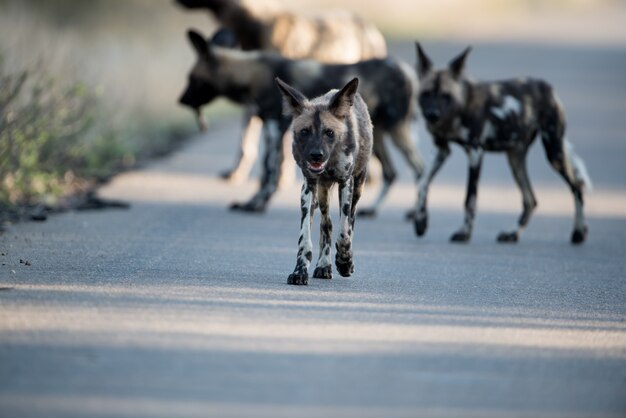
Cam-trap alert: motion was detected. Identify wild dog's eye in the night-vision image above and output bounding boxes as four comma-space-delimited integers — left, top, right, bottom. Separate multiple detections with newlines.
324, 129, 335, 139
299, 128, 311, 138
440, 93, 452, 104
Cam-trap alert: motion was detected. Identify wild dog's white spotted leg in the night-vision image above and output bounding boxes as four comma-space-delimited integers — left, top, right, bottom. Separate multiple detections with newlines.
288, 180, 317, 285
414, 144, 450, 237
498, 149, 537, 243
230, 119, 285, 212
450, 146, 483, 243
221, 111, 262, 183
335, 178, 355, 277
357, 129, 393, 218
313, 183, 333, 279
388, 122, 426, 220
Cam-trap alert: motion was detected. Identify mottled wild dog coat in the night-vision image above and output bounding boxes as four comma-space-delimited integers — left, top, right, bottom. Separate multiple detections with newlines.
176, 0, 386, 184
414, 44, 591, 244
276, 77, 373, 285
179, 28, 422, 214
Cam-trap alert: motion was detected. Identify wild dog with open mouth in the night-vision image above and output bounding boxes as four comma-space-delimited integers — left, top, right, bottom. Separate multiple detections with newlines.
413, 44, 591, 244
276, 77, 373, 285
176, 0, 387, 184
179, 28, 423, 215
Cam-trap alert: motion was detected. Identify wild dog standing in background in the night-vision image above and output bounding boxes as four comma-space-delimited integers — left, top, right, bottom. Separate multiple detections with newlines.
413, 44, 591, 244
176, 0, 386, 184
179, 29, 423, 215
276, 77, 373, 285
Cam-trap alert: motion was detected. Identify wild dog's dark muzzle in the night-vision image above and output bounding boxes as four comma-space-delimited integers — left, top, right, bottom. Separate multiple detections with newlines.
307, 149, 327, 173
423, 108, 441, 124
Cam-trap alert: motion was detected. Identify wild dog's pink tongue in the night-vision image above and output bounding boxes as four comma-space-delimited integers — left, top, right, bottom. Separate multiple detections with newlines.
195, 109, 208, 132
309, 162, 324, 170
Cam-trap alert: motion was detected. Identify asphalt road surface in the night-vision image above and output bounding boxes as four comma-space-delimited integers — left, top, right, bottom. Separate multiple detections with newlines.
1, 41, 625, 418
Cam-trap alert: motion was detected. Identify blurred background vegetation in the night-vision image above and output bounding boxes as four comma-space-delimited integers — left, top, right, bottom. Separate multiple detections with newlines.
1, 0, 624, 219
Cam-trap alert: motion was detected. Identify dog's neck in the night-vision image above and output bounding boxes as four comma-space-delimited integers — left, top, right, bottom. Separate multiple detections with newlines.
212, 48, 274, 104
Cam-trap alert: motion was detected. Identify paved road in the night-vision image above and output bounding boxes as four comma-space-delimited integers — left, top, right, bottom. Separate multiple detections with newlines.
1, 41, 626, 418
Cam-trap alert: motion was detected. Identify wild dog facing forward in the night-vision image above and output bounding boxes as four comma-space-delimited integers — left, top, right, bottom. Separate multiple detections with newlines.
414, 44, 591, 244
179, 29, 423, 215
276, 77, 373, 285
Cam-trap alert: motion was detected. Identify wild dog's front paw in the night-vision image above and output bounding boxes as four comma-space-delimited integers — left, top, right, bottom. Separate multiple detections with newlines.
313, 265, 333, 279
497, 231, 519, 243
335, 259, 354, 277
356, 207, 377, 218
287, 272, 308, 285
414, 213, 428, 236
450, 230, 471, 243
571, 226, 588, 244
229, 201, 266, 213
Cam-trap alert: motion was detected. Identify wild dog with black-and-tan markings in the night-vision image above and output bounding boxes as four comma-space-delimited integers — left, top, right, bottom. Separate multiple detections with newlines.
176, 0, 387, 184
413, 43, 591, 244
276, 77, 373, 285
179, 28, 423, 215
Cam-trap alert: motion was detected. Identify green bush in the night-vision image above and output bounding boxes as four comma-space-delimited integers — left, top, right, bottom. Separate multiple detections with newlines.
0, 55, 128, 208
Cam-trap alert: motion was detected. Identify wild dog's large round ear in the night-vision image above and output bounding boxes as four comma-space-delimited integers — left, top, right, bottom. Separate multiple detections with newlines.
449, 46, 472, 79
329, 77, 359, 119
187, 29, 209, 56
275, 77, 308, 117
415, 42, 433, 79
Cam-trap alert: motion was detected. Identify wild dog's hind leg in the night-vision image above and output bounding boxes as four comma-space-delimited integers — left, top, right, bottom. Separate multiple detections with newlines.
357, 129, 394, 218
313, 184, 333, 279
542, 136, 589, 244
230, 120, 284, 212
450, 147, 483, 243
388, 122, 425, 220
336, 178, 355, 277
414, 144, 450, 237
221, 110, 262, 183
498, 148, 537, 243
288, 180, 317, 285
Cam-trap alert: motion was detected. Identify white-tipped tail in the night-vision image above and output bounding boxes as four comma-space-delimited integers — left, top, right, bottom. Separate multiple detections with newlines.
566, 140, 593, 191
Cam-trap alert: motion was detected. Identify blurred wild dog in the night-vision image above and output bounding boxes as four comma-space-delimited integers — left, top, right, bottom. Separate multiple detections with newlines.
276, 77, 373, 285
176, 0, 387, 184
179, 29, 423, 215
414, 44, 591, 244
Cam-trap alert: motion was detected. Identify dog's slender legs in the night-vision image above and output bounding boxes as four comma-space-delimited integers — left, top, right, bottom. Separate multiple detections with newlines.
498, 149, 537, 243
414, 145, 450, 236
541, 136, 588, 244
221, 111, 262, 183
335, 178, 355, 277
450, 147, 483, 242
313, 184, 333, 279
350, 170, 367, 226
357, 129, 393, 217
230, 120, 285, 212
288, 180, 318, 285
389, 122, 425, 219
278, 130, 297, 189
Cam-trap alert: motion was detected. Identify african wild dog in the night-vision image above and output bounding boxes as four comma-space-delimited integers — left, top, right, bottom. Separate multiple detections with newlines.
179, 29, 423, 215
413, 43, 591, 244
276, 77, 372, 285
176, 0, 386, 184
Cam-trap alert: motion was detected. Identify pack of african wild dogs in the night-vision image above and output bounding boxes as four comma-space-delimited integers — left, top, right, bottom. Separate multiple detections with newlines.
176, 0, 592, 286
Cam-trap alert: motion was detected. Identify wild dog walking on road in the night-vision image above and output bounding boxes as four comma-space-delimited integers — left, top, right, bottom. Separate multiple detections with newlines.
179, 29, 423, 215
413, 43, 591, 244
276, 77, 373, 285
176, 0, 386, 184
